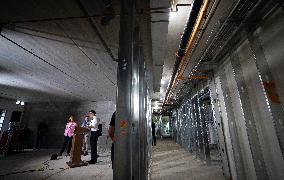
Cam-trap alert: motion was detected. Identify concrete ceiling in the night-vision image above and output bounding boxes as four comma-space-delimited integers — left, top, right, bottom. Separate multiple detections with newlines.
150, 0, 170, 95
160, 0, 192, 100
0, 0, 195, 107
151, 0, 192, 109
0, 0, 119, 102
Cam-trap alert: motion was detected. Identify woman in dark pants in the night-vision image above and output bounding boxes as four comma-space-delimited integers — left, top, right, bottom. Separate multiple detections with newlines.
58, 116, 77, 156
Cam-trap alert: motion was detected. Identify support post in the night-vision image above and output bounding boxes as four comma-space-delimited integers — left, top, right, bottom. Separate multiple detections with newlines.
209, 79, 231, 179
114, 0, 135, 179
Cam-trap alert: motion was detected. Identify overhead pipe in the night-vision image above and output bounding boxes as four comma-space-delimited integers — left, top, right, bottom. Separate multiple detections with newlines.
164, 0, 209, 104
177, 76, 209, 80
169, 0, 209, 101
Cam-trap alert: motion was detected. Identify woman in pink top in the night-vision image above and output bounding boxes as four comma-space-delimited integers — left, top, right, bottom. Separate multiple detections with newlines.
58, 116, 77, 156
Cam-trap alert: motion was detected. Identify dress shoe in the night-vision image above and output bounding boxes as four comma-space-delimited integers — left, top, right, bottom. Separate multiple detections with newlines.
87, 160, 97, 164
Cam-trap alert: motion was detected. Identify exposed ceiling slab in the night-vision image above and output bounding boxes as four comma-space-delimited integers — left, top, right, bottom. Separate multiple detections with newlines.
150, 0, 194, 109
0, 0, 119, 102
160, 0, 192, 101
150, 0, 170, 99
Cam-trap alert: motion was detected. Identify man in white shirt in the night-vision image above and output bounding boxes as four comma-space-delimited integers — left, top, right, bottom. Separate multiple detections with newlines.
87, 110, 99, 164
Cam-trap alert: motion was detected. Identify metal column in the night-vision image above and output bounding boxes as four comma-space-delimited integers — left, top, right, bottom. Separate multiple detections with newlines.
230, 51, 269, 179
131, 26, 142, 180
138, 36, 147, 180
114, 0, 135, 179
247, 33, 284, 157
194, 97, 204, 159
209, 79, 231, 179
219, 70, 246, 180
198, 93, 211, 162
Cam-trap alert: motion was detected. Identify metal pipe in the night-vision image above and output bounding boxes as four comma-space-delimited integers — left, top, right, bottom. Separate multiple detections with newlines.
188, 0, 265, 81
170, 0, 209, 99
177, 76, 209, 80
164, 0, 209, 104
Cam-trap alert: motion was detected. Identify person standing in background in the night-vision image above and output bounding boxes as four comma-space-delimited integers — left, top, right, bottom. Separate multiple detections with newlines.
152, 121, 156, 146
108, 111, 115, 168
88, 110, 99, 164
58, 116, 77, 156
81, 115, 90, 156
34, 120, 48, 150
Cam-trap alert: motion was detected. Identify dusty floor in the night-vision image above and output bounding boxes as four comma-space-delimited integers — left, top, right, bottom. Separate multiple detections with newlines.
150, 139, 225, 180
0, 148, 113, 180
1, 140, 224, 180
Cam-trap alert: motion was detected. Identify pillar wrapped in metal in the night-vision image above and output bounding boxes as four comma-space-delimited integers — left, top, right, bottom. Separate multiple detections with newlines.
115, 0, 149, 179
114, 0, 135, 179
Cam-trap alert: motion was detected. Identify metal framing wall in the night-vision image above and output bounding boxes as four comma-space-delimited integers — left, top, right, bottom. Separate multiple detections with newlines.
171, 86, 220, 165
209, 6, 284, 179
170, 4, 284, 180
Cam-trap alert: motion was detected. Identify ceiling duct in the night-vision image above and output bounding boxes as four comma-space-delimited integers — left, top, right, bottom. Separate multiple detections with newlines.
164, 0, 206, 105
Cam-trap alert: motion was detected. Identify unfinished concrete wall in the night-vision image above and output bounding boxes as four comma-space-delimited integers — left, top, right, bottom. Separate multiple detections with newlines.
21, 100, 115, 149
0, 98, 24, 137
209, 7, 284, 180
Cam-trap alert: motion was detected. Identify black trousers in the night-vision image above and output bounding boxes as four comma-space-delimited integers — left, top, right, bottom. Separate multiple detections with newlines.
59, 136, 73, 154
90, 131, 98, 161
35, 133, 44, 149
111, 143, 114, 168
152, 132, 156, 146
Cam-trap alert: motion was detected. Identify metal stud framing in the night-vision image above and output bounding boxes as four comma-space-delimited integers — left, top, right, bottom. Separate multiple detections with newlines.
115, 0, 151, 179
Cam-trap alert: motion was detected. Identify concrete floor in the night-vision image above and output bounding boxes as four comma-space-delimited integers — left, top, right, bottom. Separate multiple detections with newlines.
1, 140, 224, 180
150, 139, 225, 180
0, 148, 113, 180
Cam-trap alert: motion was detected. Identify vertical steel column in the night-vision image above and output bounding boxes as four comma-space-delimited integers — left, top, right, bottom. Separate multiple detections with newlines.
182, 105, 186, 147
189, 100, 194, 153
198, 95, 211, 162
138, 43, 146, 180
247, 33, 284, 157
115, 0, 135, 179
146, 92, 152, 180
177, 110, 181, 143
131, 26, 142, 180
219, 70, 246, 180
192, 99, 198, 156
186, 101, 191, 151
195, 97, 204, 159
230, 51, 269, 179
